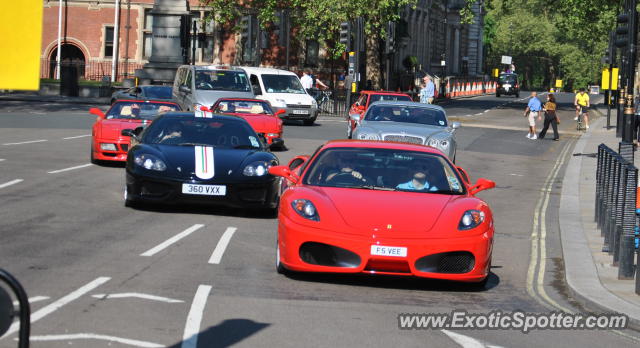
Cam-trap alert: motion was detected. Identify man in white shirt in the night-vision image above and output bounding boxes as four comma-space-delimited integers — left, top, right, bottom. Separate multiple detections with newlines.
300, 69, 314, 90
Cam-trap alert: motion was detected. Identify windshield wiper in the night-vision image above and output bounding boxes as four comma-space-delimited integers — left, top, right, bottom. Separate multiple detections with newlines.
361, 185, 396, 191
177, 142, 212, 147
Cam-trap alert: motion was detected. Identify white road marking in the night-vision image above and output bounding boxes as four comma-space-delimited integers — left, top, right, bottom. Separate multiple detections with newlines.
92, 293, 183, 303
208, 227, 237, 264
62, 134, 91, 140
2, 139, 47, 146
0, 159, 5, 162
508, 173, 524, 177
181, 285, 212, 348
441, 330, 505, 348
0, 179, 23, 189
26, 334, 165, 348
1, 277, 110, 338
474, 112, 483, 116
483, 109, 491, 113
47, 163, 93, 174
141, 224, 204, 257
12, 296, 50, 306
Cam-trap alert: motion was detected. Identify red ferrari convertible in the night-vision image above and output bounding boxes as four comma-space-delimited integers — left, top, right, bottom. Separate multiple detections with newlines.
211, 98, 285, 149
268, 140, 495, 285
90, 100, 181, 163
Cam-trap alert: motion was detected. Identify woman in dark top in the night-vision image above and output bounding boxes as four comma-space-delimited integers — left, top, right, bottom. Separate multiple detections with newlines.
539, 93, 559, 141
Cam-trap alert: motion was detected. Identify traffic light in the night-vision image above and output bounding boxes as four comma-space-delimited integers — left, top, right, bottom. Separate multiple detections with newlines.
385, 21, 396, 54
339, 22, 351, 51
615, 13, 629, 48
240, 16, 251, 39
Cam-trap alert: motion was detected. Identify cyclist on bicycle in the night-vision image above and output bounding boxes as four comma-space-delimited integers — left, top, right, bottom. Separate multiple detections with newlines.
574, 88, 590, 129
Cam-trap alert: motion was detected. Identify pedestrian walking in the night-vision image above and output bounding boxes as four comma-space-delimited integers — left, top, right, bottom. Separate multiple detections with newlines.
538, 93, 559, 141
419, 76, 435, 104
524, 91, 542, 139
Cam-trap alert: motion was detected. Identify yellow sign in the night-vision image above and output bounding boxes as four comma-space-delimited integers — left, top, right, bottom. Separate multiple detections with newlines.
0, 1, 43, 90
601, 68, 619, 90
351, 82, 357, 93
492, 68, 499, 78
349, 51, 355, 57
555, 79, 563, 88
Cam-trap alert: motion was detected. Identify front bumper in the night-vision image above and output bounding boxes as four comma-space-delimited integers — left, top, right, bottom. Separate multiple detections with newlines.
278, 214, 493, 282
274, 106, 318, 120
126, 171, 280, 209
92, 138, 129, 162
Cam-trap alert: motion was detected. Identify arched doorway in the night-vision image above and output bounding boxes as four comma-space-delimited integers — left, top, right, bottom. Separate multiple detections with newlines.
49, 44, 86, 79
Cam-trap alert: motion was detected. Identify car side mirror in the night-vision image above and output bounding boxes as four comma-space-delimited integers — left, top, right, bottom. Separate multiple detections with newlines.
451, 122, 461, 130
179, 85, 191, 94
253, 85, 262, 95
89, 107, 105, 119
457, 166, 471, 184
268, 165, 299, 184
350, 114, 361, 122
469, 178, 495, 195
269, 138, 284, 150
357, 105, 366, 112
275, 109, 286, 117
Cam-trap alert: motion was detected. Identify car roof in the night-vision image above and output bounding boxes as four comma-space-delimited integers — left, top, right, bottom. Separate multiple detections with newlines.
239, 66, 297, 76
367, 100, 445, 112
320, 139, 445, 155
215, 98, 270, 103
158, 112, 250, 122
183, 65, 246, 72
361, 90, 411, 96
112, 99, 179, 105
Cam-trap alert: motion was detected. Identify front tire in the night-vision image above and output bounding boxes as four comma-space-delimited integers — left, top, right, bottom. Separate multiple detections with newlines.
124, 186, 138, 208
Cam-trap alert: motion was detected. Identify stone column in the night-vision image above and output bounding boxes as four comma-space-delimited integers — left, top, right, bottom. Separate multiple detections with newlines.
136, 0, 189, 84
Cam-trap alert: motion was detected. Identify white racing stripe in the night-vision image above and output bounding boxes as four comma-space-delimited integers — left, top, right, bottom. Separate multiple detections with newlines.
92, 293, 183, 303
1, 277, 110, 338
62, 134, 91, 140
141, 224, 204, 257
2, 139, 47, 146
181, 285, 212, 348
27, 334, 165, 348
0, 179, 23, 189
208, 227, 237, 264
47, 163, 93, 174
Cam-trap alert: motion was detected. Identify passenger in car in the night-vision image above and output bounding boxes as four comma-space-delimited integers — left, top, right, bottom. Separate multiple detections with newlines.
396, 164, 438, 191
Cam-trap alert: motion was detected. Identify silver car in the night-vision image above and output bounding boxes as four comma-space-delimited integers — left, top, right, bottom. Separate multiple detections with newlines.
351, 101, 460, 161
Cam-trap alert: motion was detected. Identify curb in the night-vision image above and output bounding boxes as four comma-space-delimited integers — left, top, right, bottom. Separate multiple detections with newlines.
559, 115, 640, 330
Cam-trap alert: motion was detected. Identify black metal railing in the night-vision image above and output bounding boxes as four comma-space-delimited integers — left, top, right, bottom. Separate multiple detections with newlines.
595, 143, 639, 293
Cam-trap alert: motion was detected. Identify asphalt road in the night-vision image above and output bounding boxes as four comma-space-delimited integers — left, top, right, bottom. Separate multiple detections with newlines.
0, 93, 638, 347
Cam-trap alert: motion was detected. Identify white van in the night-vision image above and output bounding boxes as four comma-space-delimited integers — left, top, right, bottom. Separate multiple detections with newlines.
172, 65, 254, 111
239, 67, 318, 125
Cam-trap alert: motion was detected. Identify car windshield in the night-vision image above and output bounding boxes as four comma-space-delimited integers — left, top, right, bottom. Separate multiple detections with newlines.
303, 147, 464, 194
369, 94, 412, 103
105, 101, 180, 120
142, 116, 262, 149
364, 105, 447, 127
499, 74, 517, 84
214, 100, 274, 115
262, 74, 306, 94
194, 70, 251, 92
143, 86, 173, 99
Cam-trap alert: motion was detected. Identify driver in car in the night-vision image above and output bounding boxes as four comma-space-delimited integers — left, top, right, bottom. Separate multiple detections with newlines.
320, 152, 364, 183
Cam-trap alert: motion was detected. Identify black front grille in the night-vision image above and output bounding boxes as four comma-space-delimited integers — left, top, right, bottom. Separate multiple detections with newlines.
140, 181, 171, 197
383, 135, 424, 145
415, 251, 475, 274
299, 242, 360, 267
286, 104, 311, 108
120, 144, 129, 152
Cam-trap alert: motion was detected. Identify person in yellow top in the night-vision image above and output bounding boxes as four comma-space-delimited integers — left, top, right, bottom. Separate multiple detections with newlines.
574, 88, 590, 129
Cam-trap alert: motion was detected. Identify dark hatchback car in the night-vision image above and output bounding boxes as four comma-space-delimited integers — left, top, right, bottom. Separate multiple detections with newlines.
122, 113, 281, 212
111, 85, 174, 104
496, 73, 519, 98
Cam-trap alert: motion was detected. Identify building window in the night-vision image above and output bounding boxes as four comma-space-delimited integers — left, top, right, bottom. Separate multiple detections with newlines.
144, 9, 153, 30
305, 40, 319, 67
143, 33, 153, 59
143, 9, 153, 60
104, 26, 114, 57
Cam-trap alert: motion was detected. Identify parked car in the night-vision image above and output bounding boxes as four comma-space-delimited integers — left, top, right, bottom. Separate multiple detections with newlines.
210, 98, 286, 149
110, 85, 173, 104
122, 113, 281, 212
268, 140, 495, 286
351, 101, 460, 161
496, 73, 519, 98
172, 65, 254, 111
240, 67, 319, 126
90, 100, 181, 163
347, 91, 412, 138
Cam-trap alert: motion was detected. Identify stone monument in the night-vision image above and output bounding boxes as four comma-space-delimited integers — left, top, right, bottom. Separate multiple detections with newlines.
136, 0, 189, 84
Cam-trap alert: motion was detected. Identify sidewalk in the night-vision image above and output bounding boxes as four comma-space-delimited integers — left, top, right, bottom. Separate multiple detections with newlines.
560, 105, 640, 329
0, 91, 110, 105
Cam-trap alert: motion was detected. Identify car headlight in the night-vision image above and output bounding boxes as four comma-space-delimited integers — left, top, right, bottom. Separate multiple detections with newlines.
358, 133, 380, 140
243, 161, 269, 176
134, 154, 167, 171
266, 133, 279, 137
458, 210, 485, 230
428, 138, 449, 150
311, 99, 317, 107
291, 199, 319, 221
100, 143, 117, 151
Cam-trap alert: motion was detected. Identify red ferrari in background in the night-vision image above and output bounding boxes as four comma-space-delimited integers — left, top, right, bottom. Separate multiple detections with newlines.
347, 91, 412, 138
211, 98, 285, 149
90, 100, 181, 163
269, 140, 495, 286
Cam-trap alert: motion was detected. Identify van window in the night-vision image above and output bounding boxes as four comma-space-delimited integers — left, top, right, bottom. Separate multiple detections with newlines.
250, 75, 262, 95
262, 74, 306, 94
183, 70, 192, 87
194, 70, 251, 92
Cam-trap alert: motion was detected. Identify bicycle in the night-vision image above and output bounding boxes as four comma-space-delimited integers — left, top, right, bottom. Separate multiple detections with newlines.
316, 89, 332, 114
576, 106, 588, 131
